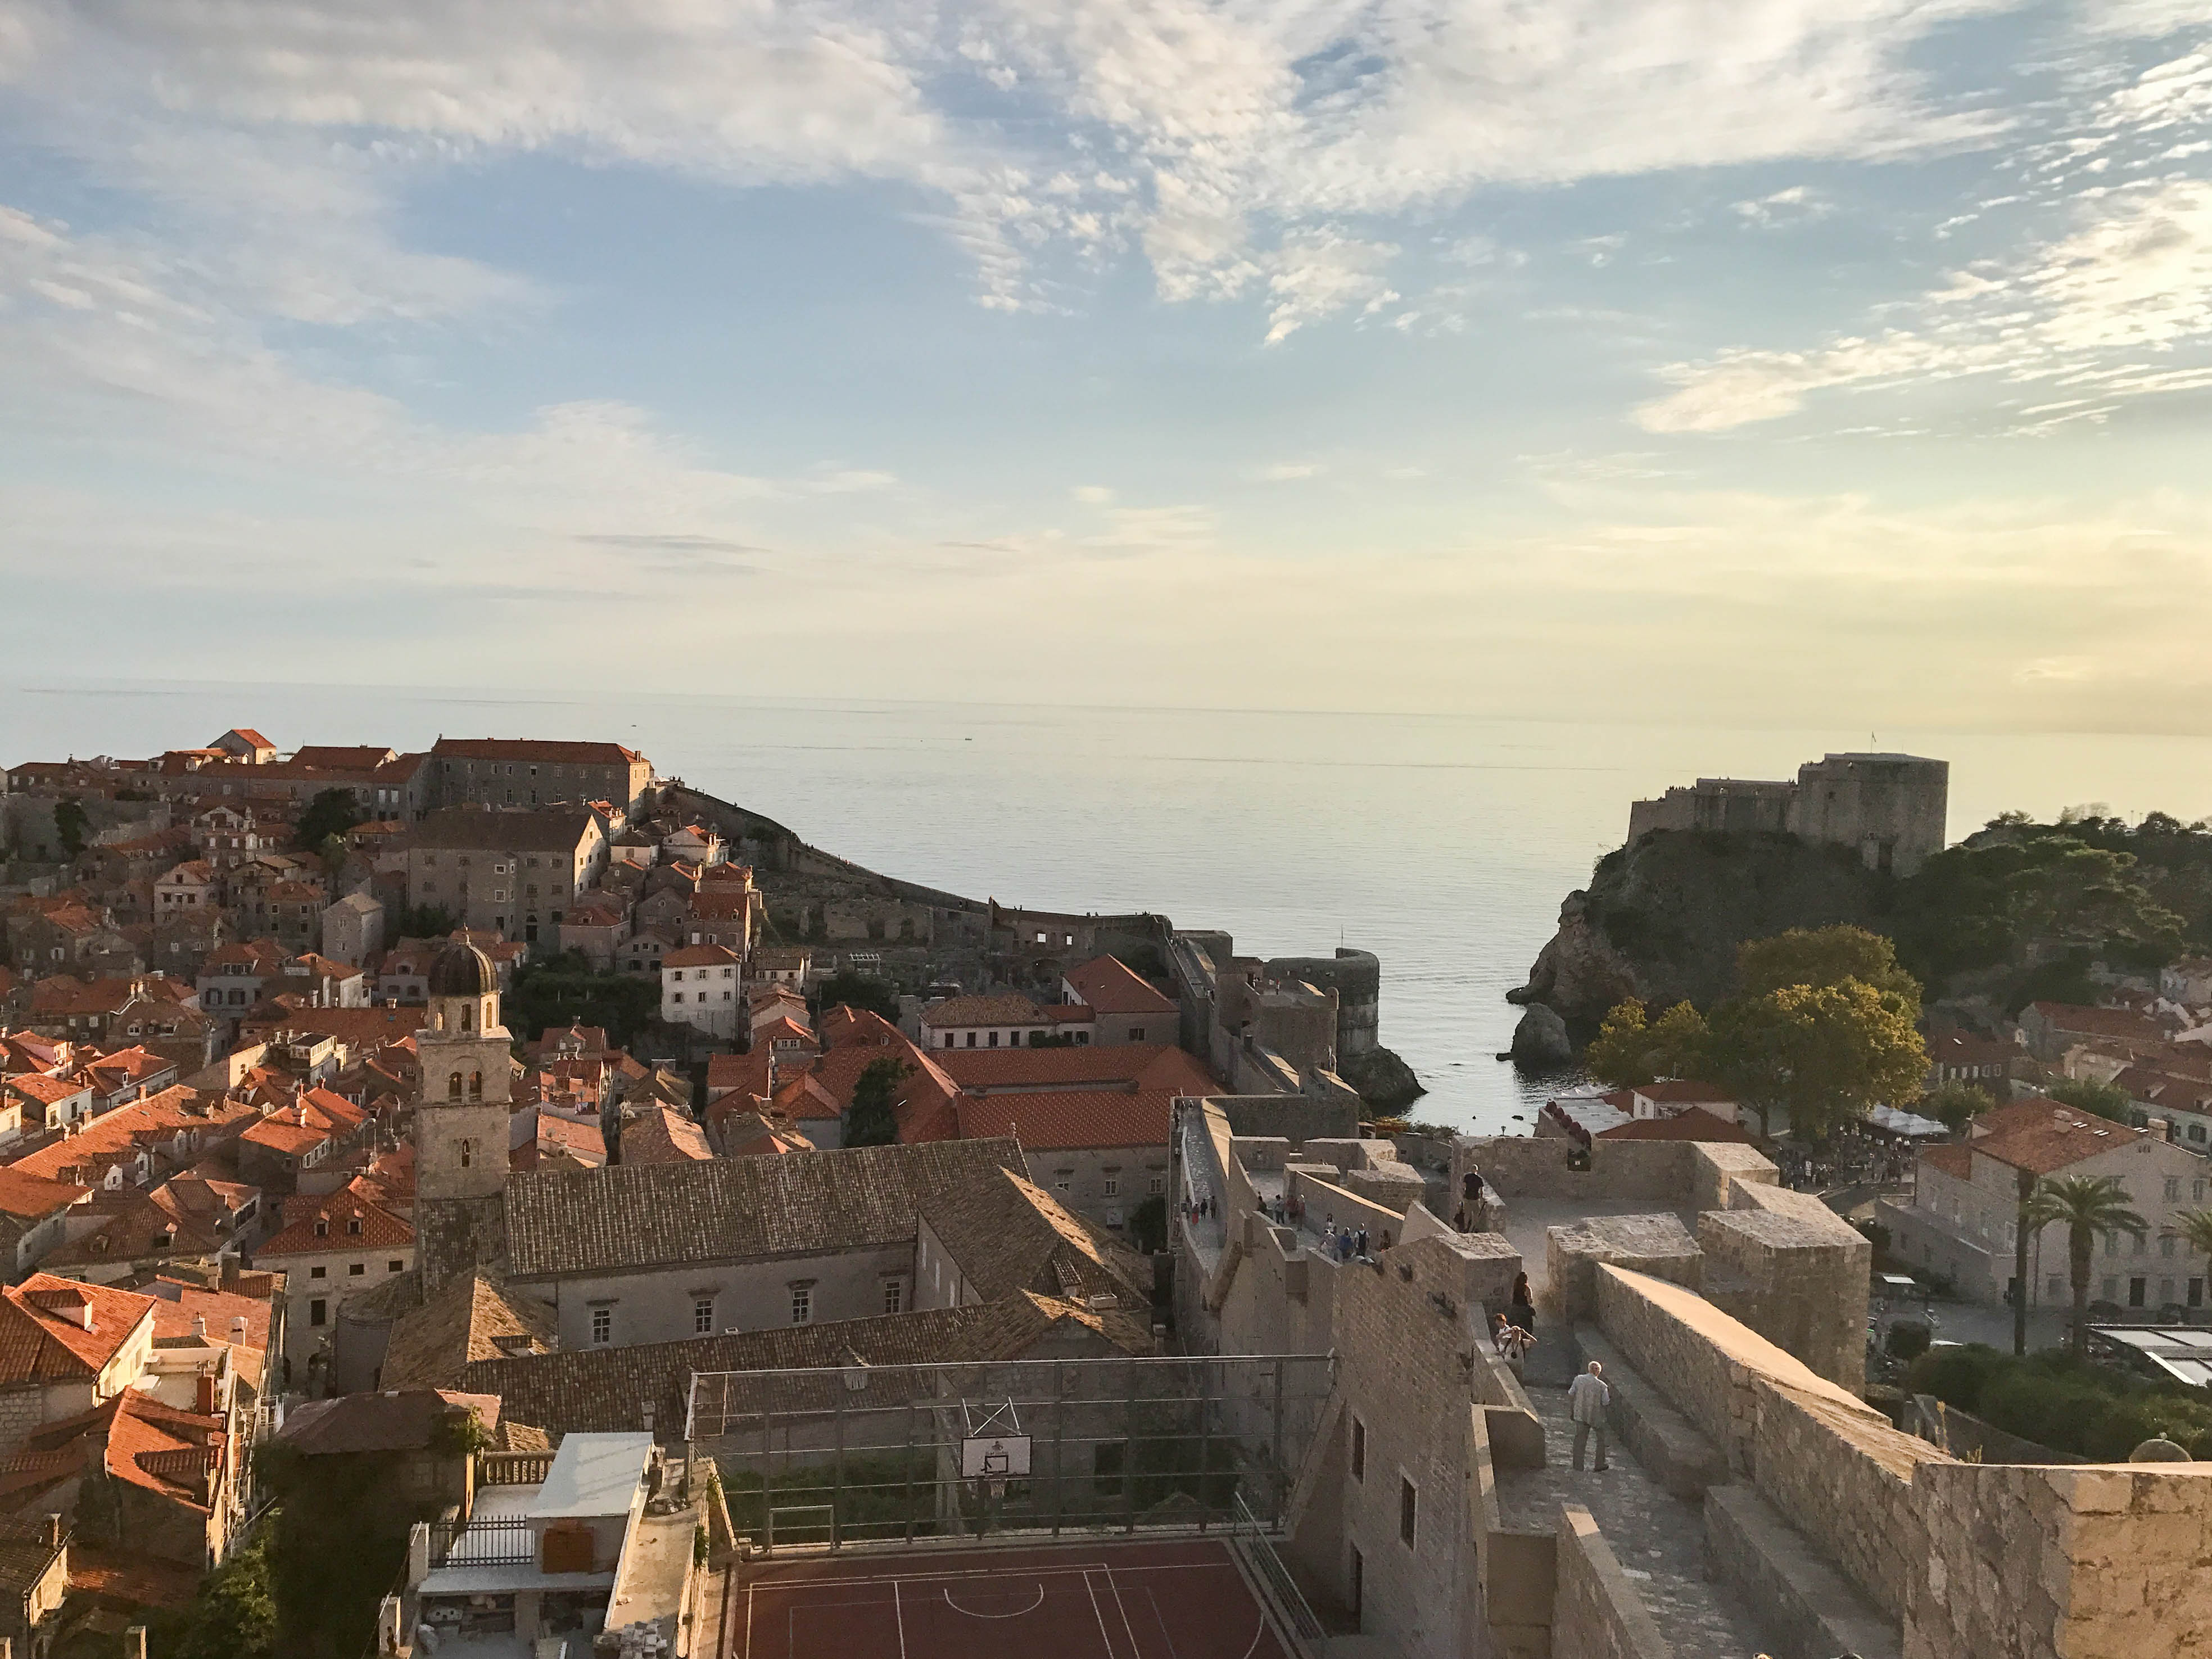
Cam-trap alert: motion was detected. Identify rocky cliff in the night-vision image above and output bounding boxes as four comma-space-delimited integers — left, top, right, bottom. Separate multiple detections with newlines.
1512, 831, 1889, 1027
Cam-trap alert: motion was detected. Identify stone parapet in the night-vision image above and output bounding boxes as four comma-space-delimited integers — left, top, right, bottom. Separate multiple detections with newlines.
1544, 1214, 1702, 1326
1554, 1503, 1673, 1659
1698, 1204, 1871, 1395
1704, 1483, 1901, 1659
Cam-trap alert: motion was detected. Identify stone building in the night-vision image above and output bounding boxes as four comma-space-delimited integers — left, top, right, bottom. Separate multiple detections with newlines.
321, 891, 385, 966
401, 807, 607, 946
1629, 751, 1950, 875
658, 943, 740, 1041
427, 738, 652, 815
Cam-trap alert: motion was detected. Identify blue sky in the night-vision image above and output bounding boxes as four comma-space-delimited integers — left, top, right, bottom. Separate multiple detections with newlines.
3, 0, 2211, 730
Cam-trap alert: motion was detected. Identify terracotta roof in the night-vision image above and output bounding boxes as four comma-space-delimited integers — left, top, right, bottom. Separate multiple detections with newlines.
0, 1513, 64, 1597
66, 1545, 203, 1611
466, 1291, 1147, 1439
620, 1106, 714, 1164
952, 1089, 1174, 1151
938, 1042, 1216, 1095
380, 1275, 559, 1392
1919, 1143, 1973, 1180
1062, 956, 1177, 1016
662, 944, 738, 970
1594, 1107, 1753, 1143
920, 1165, 1151, 1306
257, 1183, 413, 1255
410, 807, 598, 852
0, 1167, 90, 1222
716, 1111, 814, 1157
921, 995, 1046, 1028
503, 1136, 1027, 1279
0, 1275, 157, 1386
4, 1073, 89, 1106
6, 1086, 257, 1185
291, 745, 398, 770
277, 1389, 500, 1455
431, 739, 642, 766
2028, 1002, 2174, 1041
1965, 1102, 2142, 1176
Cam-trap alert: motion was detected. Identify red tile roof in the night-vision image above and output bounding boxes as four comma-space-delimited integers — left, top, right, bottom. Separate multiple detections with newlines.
921, 995, 1045, 1028
939, 1042, 1216, 1095
1595, 1107, 1752, 1143
620, 1106, 715, 1164
1062, 955, 1177, 1016
0, 1274, 157, 1386
0, 1167, 90, 1222
662, 943, 739, 969
432, 739, 642, 765
257, 1182, 413, 1255
952, 1088, 1174, 1151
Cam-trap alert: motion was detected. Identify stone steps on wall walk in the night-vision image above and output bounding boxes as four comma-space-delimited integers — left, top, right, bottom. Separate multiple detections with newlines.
1704, 1485, 1901, 1659
1498, 1384, 1769, 1658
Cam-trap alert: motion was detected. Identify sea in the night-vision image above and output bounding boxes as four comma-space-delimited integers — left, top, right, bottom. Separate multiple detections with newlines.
10, 679, 2212, 1136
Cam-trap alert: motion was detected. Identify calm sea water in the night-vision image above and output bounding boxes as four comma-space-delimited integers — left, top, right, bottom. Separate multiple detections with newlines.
11, 680, 2212, 1133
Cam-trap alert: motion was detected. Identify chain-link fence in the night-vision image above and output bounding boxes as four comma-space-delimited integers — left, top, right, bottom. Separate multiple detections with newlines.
688, 1353, 1333, 1550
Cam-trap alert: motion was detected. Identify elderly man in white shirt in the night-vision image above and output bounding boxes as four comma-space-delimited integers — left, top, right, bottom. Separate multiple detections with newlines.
1567, 1360, 1612, 1472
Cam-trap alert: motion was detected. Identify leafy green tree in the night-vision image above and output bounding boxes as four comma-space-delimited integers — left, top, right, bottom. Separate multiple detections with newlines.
2024, 1174, 2149, 1354
1127, 1194, 1168, 1253
1894, 834, 2184, 992
1584, 998, 1709, 1087
507, 959, 659, 1050
390, 903, 460, 939
1703, 979, 1928, 1142
844, 1056, 909, 1147
2048, 1077, 2136, 1126
170, 1525, 279, 1659
1738, 925, 1922, 1011
816, 971, 900, 1022
52, 797, 89, 859
1923, 1080, 1995, 1134
293, 787, 364, 853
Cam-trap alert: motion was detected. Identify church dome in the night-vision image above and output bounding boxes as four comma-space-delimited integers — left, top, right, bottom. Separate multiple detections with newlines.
427, 942, 496, 998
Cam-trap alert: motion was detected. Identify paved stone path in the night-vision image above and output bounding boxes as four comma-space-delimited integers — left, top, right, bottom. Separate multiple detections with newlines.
1498, 1382, 1769, 1658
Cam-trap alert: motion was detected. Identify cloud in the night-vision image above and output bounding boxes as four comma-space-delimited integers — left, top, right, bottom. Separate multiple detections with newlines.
1249, 462, 1322, 481
1080, 503, 1217, 555
1638, 178, 2212, 431
1071, 484, 1116, 504
1732, 185, 1833, 227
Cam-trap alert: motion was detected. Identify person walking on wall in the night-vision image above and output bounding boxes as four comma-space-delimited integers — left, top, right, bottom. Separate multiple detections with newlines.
1509, 1272, 1536, 1334
1569, 1361, 1611, 1472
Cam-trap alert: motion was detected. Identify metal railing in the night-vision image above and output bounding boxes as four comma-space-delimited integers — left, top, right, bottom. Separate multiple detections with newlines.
429, 1516, 534, 1568
1231, 1493, 1323, 1646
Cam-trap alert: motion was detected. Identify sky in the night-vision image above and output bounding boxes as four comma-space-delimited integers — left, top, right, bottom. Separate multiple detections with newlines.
4, 1, 2212, 732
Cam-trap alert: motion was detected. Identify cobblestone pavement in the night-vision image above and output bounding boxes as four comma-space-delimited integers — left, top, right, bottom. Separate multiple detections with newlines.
1498, 1382, 1770, 1658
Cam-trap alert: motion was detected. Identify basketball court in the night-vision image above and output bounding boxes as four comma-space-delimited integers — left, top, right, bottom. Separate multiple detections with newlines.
726, 1539, 1299, 1659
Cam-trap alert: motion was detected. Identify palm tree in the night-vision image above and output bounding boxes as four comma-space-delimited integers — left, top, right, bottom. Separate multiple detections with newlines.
2024, 1175, 2148, 1354
2164, 1209, 2212, 1292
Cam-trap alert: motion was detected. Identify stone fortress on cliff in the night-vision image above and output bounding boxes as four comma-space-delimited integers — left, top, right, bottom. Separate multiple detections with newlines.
1628, 751, 1949, 876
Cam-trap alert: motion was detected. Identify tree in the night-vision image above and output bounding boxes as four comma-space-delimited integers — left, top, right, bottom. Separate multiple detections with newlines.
2012, 1163, 2037, 1357
844, 1056, 909, 1147
815, 971, 900, 1023
52, 797, 88, 859
1585, 998, 1709, 1088
1738, 925, 1922, 1012
2048, 1077, 2136, 1126
2165, 1208, 2212, 1263
294, 787, 364, 853
1924, 1080, 1995, 1134
1702, 979, 1928, 1142
2024, 1174, 2148, 1354
1127, 1194, 1168, 1254
172, 1525, 280, 1659
390, 903, 459, 939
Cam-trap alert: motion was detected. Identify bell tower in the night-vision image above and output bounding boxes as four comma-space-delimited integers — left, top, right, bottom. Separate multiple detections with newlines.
414, 942, 513, 1291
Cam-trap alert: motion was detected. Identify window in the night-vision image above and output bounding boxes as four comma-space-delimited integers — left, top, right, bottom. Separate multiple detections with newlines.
790, 1286, 813, 1325
2163, 1235, 2178, 1258
459, 1139, 473, 1169
1348, 1545, 1364, 1619
448, 1070, 463, 1101
1399, 1477, 1417, 1548
2103, 1276, 2119, 1303
349, 1262, 365, 1277
2162, 1278, 2177, 1305
883, 1280, 904, 1315
2131, 1277, 2148, 1307
1149, 1175, 1165, 1195
672, 993, 684, 1004
2168, 1177, 2183, 1201
2047, 1274, 2065, 1300
1103, 1178, 1119, 1197
314, 1218, 329, 1238
591, 1307, 613, 1345
309, 1298, 327, 1326
988, 1030, 999, 1047
388, 1259, 403, 1272
310, 1265, 327, 1280
1351, 1417, 1366, 1482
694, 1297, 715, 1335
1130, 1028, 1145, 1042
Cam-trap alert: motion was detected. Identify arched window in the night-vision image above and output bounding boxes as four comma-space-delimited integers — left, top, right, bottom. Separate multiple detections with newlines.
468, 1070, 483, 1101
448, 1071, 463, 1100
459, 1138, 473, 1169
460, 1002, 473, 1030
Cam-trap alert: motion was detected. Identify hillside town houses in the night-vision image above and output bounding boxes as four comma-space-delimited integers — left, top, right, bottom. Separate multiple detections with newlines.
13, 727, 2212, 1659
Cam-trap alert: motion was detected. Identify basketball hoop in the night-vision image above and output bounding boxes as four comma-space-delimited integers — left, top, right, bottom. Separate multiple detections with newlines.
960, 1400, 1031, 1482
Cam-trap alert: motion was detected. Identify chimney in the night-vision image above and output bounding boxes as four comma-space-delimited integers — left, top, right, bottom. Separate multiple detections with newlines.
191, 1314, 207, 1340
196, 1372, 218, 1414
2150, 1117, 2174, 1143
232, 1315, 248, 1340
43, 1512, 62, 1549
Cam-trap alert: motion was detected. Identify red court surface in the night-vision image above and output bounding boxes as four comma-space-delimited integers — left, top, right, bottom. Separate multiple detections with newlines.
729, 1539, 1296, 1659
